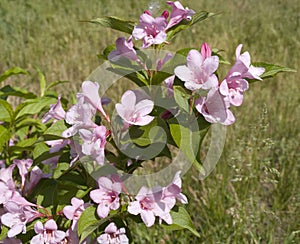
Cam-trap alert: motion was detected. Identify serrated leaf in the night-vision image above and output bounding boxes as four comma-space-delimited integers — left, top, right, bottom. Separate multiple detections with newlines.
0, 225, 8, 241
250, 62, 296, 82
84, 16, 135, 34
0, 85, 36, 99
0, 99, 13, 122
0, 67, 27, 83
34, 178, 58, 210
163, 206, 200, 237
9, 137, 37, 152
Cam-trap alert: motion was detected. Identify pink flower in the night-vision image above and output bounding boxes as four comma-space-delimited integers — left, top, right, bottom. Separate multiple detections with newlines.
128, 186, 172, 227
115, 90, 154, 126
200, 42, 212, 59
162, 171, 188, 211
156, 52, 173, 71
166, 1, 195, 29
23, 166, 49, 195
90, 176, 122, 218
79, 126, 107, 165
132, 11, 168, 48
77, 81, 109, 121
63, 197, 88, 230
1, 201, 40, 238
62, 97, 97, 138
42, 96, 66, 123
1, 237, 22, 244
97, 222, 129, 244
13, 159, 33, 189
108, 36, 139, 62
30, 219, 66, 244
220, 44, 265, 106
174, 48, 219, 91
195, 87, 235, 125
164, 75, 175, 97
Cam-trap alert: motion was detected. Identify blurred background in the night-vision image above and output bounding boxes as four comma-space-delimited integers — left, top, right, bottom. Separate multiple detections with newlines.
0, 0, 299, 243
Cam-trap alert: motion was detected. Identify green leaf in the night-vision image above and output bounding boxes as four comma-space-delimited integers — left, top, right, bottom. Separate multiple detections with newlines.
46, 80, 70, 91
97, 44, 116, 60
250, 62, 296, 82
0, 225, 8, 241
16, 118, 47, 132
16, 96, 57, 119
167, 11, 217, 41
84, 16, 135, 34
9, 137, 37, 152
0, 85, 36, 99
0, 67, 27, 83
0, 125, 10, 151
43, 120, 68, 140
34, 178, 58, 210
173, 86, 190, 113
0, 99, 14, 122
163, 206, 200, 237
78, 206, 105, 242
37, 68, 47, 97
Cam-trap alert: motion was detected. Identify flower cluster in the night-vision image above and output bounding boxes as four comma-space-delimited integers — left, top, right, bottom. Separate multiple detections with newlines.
0, 0, 288, 243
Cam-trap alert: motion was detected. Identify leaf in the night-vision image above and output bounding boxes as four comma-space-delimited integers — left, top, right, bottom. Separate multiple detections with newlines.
97, 44, 116, 60
0, 85, 36, 99
162, 206, 200, 237
78, 206, 105, 242
43, 120, 68, 140
9, 137, 37, 152
37, 68, 47, 97
0, 125, 10, 151
0, 67, 27, 83
15, 96, 57, 119
16, 118, 47, 132
0, 225, 8, 241
0, 99, 14, 122
250, 62, 296, 82
34, 178, 58, 210
84, 16, 135, 34
173, 86, 190, 113
166, 11, 217, 41
46, 80, 70, 91
107, 67, 148, 87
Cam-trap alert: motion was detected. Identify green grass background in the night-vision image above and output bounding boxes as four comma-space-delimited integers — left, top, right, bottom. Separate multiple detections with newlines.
1, 0, 299, 243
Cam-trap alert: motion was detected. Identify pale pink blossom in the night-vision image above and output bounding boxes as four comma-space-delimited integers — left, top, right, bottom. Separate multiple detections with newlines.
13, 159, 33, 189
63, 197, 88, 230
1, 237, 22, 244
30, 219, 66, 244
174, 48, 219, 91
195, 87, 235, 125
156, 52, 173, 71
1, 201, 40, 238
115, 90, 154, 126
164, 75, 175, 97
42, 96, 66, 123
108, 36, 139, 62
220, 44, 265, 106
97, 222, 129, 244
77, 81, 109, 121
62, 97, 97, 138
132, 11, 168, 48
79, 125, 107, 165
23, 166, 49, 195
200, 42, 212, 59
127, 186, 172, 227
90, 176, 122, 218
166, 1, 195, 29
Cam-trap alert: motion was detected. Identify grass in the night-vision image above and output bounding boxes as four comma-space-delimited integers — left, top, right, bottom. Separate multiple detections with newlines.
1, 0, 299, 243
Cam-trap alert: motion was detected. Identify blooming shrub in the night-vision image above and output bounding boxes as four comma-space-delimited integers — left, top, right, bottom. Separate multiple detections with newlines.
0, 1, 294, 243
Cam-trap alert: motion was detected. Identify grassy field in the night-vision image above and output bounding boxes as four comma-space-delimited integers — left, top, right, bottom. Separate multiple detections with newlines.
1, 0, 299, 243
